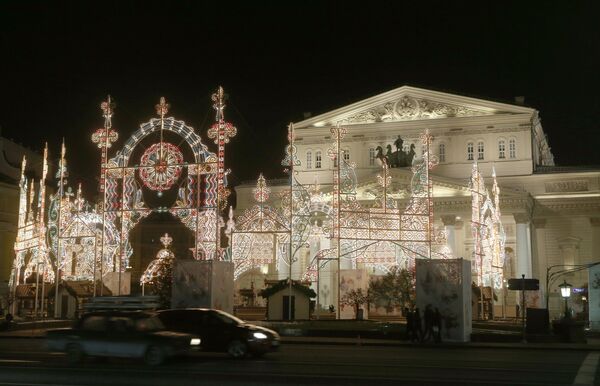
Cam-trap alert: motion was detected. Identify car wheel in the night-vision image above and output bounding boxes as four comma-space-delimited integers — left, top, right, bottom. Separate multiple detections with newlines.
227, 340, 248, 359
144, 345, 164, 366
66, 343, 84, 364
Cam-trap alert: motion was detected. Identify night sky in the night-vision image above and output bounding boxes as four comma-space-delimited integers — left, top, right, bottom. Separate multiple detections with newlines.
1, 1, 599, 197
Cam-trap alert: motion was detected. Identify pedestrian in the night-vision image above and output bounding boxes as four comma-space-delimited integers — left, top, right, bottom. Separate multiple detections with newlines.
423, 304, 434, 342
413, 307, 422, 342
405, 307, 413, 341
433, 307, 442, 343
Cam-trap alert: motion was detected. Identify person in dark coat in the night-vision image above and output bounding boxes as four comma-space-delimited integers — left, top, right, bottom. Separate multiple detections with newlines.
423, 304, 434, 342
433, 307, 442, 343
405, 307, 413, 341
412, 307, 422, 342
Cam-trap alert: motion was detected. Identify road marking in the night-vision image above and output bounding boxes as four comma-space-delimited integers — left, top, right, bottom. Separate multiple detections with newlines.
0, 359, 40, 364
572, 351, 599, 386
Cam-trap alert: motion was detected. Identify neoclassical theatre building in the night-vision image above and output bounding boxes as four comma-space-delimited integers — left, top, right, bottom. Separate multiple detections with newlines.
235, 86, 600, 319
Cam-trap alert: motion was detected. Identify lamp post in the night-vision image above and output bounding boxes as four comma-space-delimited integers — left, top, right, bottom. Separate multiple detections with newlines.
545, 262, 600, 311
558, 280, 572, 319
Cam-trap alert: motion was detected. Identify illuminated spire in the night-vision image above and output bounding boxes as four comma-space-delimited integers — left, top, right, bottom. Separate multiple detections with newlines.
155, 96, 170, 118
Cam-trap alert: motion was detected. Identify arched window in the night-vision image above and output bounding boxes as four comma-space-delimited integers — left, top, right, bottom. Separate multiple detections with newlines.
306, 151, 312, 169
438, 143, 446, 163
498, 139, 506, 159
315, 150, 322, 169
509, 138, 516, 159
467, 142, 474, 161
369, 147, 376, 166
477, 141, 485, 160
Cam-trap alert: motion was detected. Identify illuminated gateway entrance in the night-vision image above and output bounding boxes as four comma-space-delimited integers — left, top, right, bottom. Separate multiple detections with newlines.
92, 89, 235, 293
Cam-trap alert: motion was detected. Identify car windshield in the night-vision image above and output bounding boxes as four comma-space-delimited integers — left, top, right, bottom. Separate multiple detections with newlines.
135, 316, 165, 332
213, 310, 244, 325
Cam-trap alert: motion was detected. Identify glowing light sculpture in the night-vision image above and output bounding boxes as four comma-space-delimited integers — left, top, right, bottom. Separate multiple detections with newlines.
230, 174, 290, 279
469, 163, 506, 290
140, 233, 175, 286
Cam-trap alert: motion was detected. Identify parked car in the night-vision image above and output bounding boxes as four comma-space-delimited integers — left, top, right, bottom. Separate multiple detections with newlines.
46, 311, 200, 365
156, 308, 280, 358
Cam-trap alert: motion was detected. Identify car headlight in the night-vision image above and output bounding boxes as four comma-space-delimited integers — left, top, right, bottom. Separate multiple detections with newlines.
253, 332, 268, 339
190, 338, 201, 346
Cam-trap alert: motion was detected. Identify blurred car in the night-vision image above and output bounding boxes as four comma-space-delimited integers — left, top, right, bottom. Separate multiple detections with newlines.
156, 308, 280, 358
46, 310, 200, 365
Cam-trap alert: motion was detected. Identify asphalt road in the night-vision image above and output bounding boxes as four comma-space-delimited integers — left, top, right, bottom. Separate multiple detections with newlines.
0, 338, 595, 385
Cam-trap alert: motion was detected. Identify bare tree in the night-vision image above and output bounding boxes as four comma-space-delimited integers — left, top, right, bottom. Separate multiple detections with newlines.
340, 288, 370, 320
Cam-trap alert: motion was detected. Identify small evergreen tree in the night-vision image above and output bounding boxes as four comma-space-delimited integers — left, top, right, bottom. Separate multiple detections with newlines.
152, 257, 174, 309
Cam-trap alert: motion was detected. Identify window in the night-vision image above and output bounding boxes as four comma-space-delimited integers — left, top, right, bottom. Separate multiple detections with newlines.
343, 149, 350, 163
509, 138, 516, 158
477, 141, 484, 160
438, 143, 446, 163
369, 147, 376, 166
498, 140, 506, 159
315, 150, 322, 169
467, 142, 474, 161
306, 151, 312, 169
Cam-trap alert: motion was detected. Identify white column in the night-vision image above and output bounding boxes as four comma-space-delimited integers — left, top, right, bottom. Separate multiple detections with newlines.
532, 218, 547, 306
455, 219, 465, 259
513, 213, 532, 278
441, 215, 457, 257
590, 218, 600, 262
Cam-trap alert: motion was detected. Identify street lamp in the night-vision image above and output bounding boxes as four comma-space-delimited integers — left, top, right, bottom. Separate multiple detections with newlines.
558, 280, 572, 319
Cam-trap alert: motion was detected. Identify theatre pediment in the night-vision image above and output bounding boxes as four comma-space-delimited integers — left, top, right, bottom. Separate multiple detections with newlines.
295, 86, 534, 128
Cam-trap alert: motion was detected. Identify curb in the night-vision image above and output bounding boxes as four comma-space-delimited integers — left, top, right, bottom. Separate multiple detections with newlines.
281, 338, 600, 351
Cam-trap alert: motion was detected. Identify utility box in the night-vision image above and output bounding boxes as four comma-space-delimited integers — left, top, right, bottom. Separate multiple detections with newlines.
416, 258, 472, 342
589, 264, 600, 331
171, 260, 234, 314
103, 272, 131, 296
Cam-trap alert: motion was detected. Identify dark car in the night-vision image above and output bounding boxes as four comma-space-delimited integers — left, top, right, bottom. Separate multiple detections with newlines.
156, 308, 280, 358
46, 311, 200, 365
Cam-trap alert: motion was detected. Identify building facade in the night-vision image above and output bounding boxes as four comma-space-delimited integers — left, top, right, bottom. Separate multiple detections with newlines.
235, 86, 600, 320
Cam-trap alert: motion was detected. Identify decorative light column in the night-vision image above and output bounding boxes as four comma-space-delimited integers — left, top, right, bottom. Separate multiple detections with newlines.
328, 124, 346, 319
54, 141, 67, 318
281, 123, 300, 320
91, 96, 118, 296
208, 87, 237, 259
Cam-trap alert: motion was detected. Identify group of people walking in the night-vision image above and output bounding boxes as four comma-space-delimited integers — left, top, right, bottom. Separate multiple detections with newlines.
405, 304, 442, 343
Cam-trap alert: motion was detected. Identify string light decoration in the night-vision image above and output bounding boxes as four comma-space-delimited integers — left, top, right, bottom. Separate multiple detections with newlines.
91, 96, 118, 193
301, 129, 453, 284
139, 142, 184, 191
207, 86, 237, 210
469, 163, 506, 289
11, 145, 55, 290
230, 174, 290, 279
140, 233, 175, 285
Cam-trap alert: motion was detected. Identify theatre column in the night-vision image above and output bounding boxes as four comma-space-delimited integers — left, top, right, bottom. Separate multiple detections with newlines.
590, 218, 600, 264
513, 213, 532, 278
532, 218, 547, 304
441, 215, 457, 256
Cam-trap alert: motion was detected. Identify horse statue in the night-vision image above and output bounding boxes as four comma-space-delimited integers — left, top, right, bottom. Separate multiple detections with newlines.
374, 137, 417, 168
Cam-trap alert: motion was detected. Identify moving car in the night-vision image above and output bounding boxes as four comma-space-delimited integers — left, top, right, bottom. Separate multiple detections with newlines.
46, 311, 200, 365
156, 308, 280, 358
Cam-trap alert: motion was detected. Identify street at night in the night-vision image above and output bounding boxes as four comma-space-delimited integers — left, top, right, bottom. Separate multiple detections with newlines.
0, 338, 596, 386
